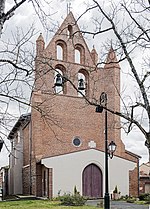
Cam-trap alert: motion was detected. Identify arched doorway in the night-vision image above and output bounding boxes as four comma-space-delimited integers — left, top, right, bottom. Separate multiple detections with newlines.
82, 163, 103, 198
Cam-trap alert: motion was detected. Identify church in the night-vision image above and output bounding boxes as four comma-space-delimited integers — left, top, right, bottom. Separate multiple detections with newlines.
8, 11, 140, 198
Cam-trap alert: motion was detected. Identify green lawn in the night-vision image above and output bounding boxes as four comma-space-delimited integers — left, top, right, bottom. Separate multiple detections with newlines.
0, 200, 100, 209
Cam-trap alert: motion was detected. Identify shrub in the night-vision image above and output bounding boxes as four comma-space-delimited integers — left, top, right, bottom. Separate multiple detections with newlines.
139, 193, 150, 201
126, 198, 136, 203
126, 196, 136, 203
59, 193, 86, 206
120, 195, 129, 200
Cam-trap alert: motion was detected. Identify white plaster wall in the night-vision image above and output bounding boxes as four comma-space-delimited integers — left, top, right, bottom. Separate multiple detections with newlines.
109, 156, 136, 196
42, 149, 136, 197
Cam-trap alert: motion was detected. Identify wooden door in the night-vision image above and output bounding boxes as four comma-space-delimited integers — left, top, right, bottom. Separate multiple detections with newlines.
82, 164, 103, 198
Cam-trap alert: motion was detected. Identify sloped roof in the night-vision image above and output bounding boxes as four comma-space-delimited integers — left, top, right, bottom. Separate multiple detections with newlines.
7, 113, 31, 140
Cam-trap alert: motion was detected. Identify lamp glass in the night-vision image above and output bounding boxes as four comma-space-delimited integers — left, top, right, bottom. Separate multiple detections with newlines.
108, 141, 116, 153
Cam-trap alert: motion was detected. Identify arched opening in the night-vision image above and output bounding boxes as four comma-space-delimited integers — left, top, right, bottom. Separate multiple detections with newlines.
82, 164, 103, 198
54, 65, 66, 94
56, 40, 67, 61
75, 49, 81, 64
57, 45, 63, 60
75, 44, 85, 64
78, 69, 89, 97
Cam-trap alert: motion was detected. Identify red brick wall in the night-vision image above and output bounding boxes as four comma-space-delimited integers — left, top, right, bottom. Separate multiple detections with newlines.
139, 177, 150, 194
48, 168, 53, 199
23, 166, 30, 195
36, 163, 42, 197
129, 167, 139, 197
32, 12, 126, 160
22, 12, 140, 198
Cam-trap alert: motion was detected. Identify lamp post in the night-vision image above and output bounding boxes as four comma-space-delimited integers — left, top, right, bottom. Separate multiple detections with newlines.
55, 76, 117, 208
96, 92, 117, 209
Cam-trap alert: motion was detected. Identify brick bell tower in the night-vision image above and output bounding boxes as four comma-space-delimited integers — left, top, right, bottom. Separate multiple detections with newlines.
33, 11, 124, 157
25, 11, 139, 198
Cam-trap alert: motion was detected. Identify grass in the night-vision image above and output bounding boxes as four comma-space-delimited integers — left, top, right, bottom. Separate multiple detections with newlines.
0, 200, 101, 209
135, 200, 150, 205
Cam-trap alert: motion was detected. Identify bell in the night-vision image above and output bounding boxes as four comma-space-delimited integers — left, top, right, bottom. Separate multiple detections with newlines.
78, 79, 85, 90
55, 74, 63, 87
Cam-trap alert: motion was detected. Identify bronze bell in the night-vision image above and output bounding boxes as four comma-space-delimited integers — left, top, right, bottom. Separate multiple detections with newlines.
78, 78, 85, 90
55, 74, 63, 87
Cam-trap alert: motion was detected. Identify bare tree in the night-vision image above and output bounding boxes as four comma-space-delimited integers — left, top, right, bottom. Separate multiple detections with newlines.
0, 0, 56, 36
0, 0, 150, 163
0, 26, 34, 139
73, 0, 150, 161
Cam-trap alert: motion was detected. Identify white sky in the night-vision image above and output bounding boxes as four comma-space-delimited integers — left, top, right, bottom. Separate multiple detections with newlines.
0, 0, 149, 167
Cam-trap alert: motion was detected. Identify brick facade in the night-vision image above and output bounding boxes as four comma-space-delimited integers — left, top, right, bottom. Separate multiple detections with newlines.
23, 166, 30, 195
9, 12, 140, 198
129, 167, 139, 197
139, 162, 150, 194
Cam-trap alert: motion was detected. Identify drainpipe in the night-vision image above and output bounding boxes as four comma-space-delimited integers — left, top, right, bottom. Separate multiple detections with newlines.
137, 159, 140, 197
29, 116, 32, 195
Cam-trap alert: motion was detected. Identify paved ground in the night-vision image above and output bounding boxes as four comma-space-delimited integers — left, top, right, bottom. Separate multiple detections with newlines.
111, 201, 149, 209
86, 200, 149, 209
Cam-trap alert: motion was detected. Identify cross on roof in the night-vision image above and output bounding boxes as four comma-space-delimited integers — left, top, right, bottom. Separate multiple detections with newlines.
67, 0, 72, 14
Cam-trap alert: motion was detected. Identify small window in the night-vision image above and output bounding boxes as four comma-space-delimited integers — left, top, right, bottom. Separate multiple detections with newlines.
72, 137, 82, 147
68, 25, 72, 38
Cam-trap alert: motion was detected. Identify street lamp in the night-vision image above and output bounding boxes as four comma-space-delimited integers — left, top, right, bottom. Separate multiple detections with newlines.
108, 140, 117, 159
96, 92, 117, 209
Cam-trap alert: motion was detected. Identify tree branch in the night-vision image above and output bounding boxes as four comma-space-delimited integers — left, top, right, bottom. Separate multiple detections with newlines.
0, 59, 32, 76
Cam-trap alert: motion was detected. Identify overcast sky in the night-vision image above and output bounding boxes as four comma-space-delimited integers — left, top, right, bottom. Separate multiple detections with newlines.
0, 0, 149, 167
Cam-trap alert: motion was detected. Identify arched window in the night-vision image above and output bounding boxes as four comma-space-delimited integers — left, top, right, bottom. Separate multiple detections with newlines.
78, 69, 89, 97
56, 40, 67, 61
54, 65, 66, 94
67, 25, 72, 38
75, 44, 85, 64
57, 45, 63, 60
75, 49, 81, 64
